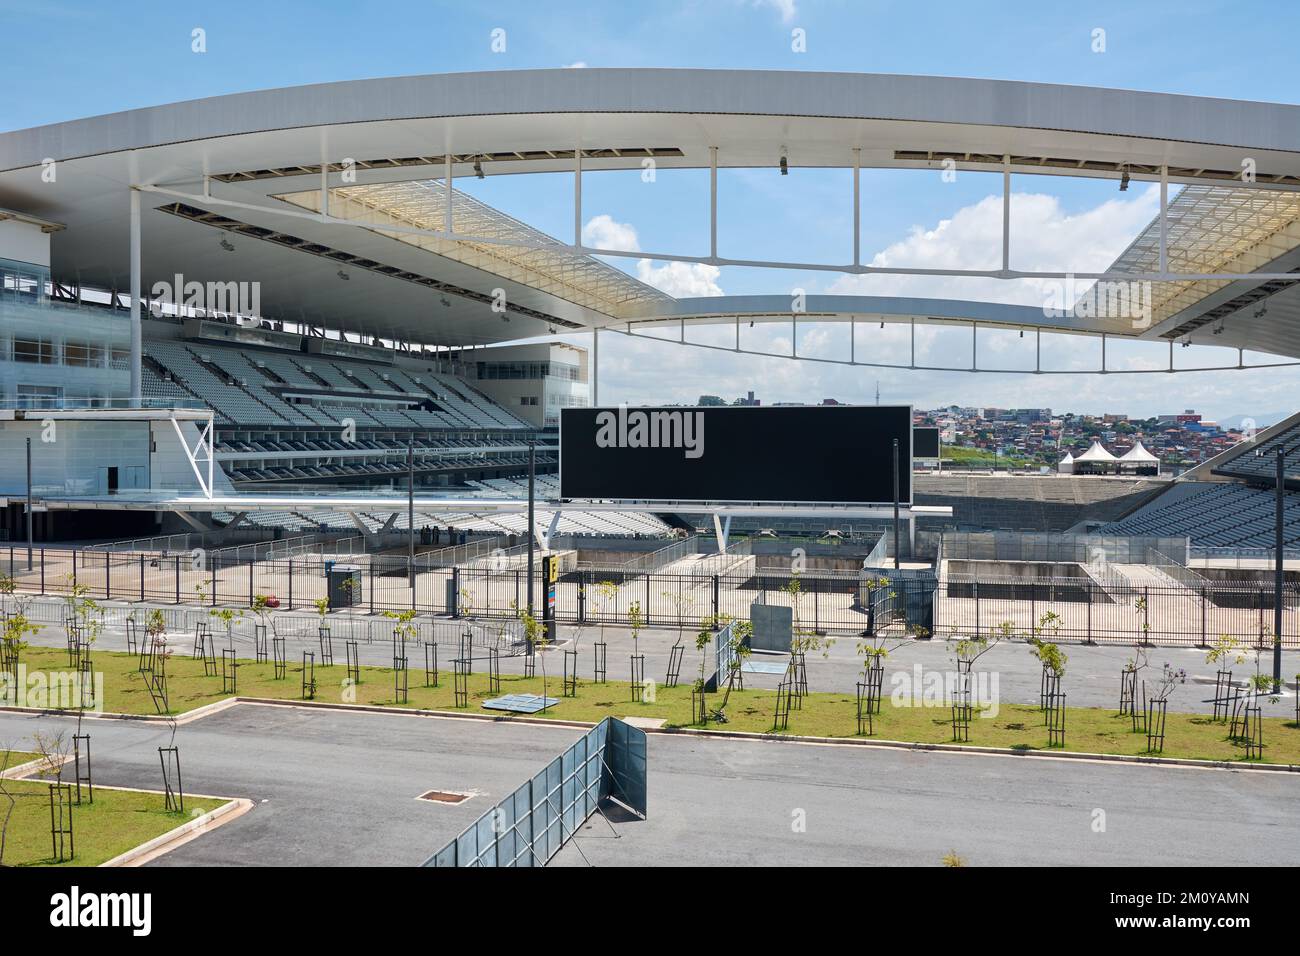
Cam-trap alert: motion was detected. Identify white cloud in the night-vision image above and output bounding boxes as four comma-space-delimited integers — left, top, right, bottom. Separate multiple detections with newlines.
829, 185, 1161, 309
562, 61, 588, 69
582, 213, 639, 252
636, 259, 724, 297
583, 214, 724, 297
751, 0, 797, 24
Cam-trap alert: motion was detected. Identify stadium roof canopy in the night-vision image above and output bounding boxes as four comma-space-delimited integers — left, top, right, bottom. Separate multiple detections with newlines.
3, 68, 1300, 357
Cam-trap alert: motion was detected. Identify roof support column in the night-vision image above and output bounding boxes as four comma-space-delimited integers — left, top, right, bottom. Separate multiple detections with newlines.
1159, 165, 1168, 276
709, 146, 718, 261
574, 146, 583, 246
129, 187, 142, 405
852, 147, 861, 268
444, 154, 453, 233
1001, 154, 1011, 273
591, 326, 599, 405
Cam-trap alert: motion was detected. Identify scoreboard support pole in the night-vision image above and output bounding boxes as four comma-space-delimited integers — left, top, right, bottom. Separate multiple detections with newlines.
892, 439, 901, 569
712, 514, 731, 553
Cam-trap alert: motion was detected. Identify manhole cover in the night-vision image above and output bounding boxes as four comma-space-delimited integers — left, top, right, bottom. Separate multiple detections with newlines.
417, 789, 473, 805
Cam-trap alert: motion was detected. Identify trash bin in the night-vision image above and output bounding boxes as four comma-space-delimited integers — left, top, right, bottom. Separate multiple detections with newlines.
326, 564, 361, 608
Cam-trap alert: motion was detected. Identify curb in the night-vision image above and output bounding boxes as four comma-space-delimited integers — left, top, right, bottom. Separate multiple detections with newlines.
648, 725, 1300, 774
0, 752, 70, 780
100, 797, 252, 867
0, 696, 241, 725
238, 696, 595, 730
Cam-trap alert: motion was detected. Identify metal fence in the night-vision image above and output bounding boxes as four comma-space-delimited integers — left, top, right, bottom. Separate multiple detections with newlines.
932, 575, 1299, 648
14, 592, 523, 654
423, 716, 647, 867
938, 531, 1190, 564
2, 544, 1297, 648
1189, 546, 1300, 566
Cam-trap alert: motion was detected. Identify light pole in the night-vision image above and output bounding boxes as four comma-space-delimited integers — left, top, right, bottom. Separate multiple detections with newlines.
25, 436, 33, 571
407, 438, 415, 591
1269, 445, 1287, 687
527, 440, 536, 615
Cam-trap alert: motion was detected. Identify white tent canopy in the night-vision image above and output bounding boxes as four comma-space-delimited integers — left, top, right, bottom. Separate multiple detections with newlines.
1075, 440, 1118, 463
1119, 441, 1160, 463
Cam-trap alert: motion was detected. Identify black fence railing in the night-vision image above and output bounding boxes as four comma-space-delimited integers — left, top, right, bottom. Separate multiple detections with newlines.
1, 546, 1296, 649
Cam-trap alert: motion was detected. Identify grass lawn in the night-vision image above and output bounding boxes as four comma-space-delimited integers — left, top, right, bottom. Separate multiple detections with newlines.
11, 645, 1300, 765
1, 750, 40, 771
0, 750, 224, 866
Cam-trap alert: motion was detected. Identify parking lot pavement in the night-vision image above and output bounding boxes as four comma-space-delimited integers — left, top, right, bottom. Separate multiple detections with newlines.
552, 731, 1300, 867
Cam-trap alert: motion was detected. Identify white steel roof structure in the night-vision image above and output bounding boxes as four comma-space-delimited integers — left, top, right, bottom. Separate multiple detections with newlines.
1086, 184, 1300, 347
278, 179, 671, 319
5, 68, 1300, 397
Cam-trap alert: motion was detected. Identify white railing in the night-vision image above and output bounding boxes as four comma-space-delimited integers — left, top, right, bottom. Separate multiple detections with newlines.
615, 536, 697, 574
1147, 548, 1210, 590
85, 532, 196, 555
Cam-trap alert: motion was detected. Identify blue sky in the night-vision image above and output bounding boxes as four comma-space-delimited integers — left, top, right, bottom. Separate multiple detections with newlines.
3, 0, 1299, 421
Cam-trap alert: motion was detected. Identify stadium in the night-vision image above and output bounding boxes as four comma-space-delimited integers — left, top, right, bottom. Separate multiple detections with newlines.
2, 60, 1300, 877
2, 70, 1300, 615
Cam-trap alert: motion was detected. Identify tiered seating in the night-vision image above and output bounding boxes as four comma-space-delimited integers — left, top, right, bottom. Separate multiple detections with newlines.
1211, 420, 1300, 485
1100, 481, 1300, 550
224, 448, 556, 484
212, 509, 316, 531
144, 333, 536, 435
141, 364, 195, 406
148, 341, 291, 426
465, 476, 673, 537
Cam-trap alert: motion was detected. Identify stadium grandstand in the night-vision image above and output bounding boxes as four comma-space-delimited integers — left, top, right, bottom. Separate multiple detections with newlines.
1098, 411, 1300, 555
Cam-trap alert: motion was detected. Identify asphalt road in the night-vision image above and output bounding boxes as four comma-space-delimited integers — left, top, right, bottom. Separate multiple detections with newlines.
0, 704, 582, 866
553, 732, 1300, 867
1, 704, 1296, 867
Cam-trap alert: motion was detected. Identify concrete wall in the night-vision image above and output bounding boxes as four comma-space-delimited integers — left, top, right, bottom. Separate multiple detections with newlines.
0, 419, 149, 495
